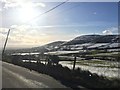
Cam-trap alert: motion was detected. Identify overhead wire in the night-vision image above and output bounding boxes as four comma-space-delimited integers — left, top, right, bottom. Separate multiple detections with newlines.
26, 0, 69, 24
36, 3, 81, 23
2, 0, 69, 55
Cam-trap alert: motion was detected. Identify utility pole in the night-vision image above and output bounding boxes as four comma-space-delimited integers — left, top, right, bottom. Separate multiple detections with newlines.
2, 29, 10, 60
73, 55, 77, 70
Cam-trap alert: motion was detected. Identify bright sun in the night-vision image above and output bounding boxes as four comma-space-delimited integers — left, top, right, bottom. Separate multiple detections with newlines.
18, 3, 38, 23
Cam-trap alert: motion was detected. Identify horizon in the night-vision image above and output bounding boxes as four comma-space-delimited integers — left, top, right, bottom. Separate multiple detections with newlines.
0, 1, 118, 48
0, 34, 119, 50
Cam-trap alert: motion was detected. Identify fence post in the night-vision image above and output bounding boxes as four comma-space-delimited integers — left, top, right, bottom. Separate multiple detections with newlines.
73, 55, 77, 70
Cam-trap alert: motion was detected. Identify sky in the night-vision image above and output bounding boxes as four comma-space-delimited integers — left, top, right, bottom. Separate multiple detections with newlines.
0, 0, 118, 49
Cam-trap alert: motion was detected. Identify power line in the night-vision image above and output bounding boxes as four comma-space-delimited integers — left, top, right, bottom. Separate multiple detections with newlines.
46, 4, 80, 22
2, 0, 69, 56
26, 0, 69, 23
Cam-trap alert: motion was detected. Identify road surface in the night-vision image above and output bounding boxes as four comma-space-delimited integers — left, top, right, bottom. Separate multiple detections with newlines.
2, 61, 69, 89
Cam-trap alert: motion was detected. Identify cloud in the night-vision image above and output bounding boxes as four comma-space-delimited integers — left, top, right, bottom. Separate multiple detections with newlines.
0, 24, 83, 48
0, 27, 9, 47
0, 25, 53, 48
10, 25, 17, 28
0, 27, 9, 35
33, 3, 46, 7
102, 27, 118, 35
102, 30, 112, 35
1, 0, 46, 9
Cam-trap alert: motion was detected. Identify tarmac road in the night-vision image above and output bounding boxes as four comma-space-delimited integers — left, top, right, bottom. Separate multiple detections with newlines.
2, 61, 68, 89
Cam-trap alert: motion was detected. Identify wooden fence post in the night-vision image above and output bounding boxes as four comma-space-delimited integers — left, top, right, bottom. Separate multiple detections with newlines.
73, 55, 76, 70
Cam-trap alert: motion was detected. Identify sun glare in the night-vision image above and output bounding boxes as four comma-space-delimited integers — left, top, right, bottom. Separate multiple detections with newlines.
18, 3, 39, 23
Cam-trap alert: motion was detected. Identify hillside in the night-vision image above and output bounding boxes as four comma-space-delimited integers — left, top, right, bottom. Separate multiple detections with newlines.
44, 41, 66, 48
5, 35, 119, 54
63, 35, 119, 45
32, 41, 66, 51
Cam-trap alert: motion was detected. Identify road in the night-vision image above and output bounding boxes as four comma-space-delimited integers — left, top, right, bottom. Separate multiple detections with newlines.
2, 61, 69, 89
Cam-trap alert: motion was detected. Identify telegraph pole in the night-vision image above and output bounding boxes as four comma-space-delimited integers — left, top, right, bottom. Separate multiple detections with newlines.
2, 29, 10, 60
